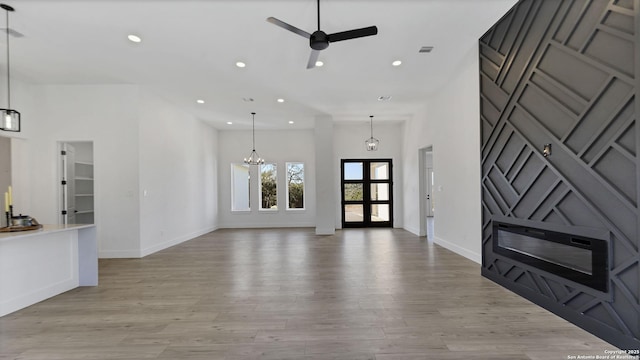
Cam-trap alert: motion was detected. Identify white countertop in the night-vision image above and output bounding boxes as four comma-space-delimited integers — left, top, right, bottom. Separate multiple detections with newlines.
0, 224, 95, 242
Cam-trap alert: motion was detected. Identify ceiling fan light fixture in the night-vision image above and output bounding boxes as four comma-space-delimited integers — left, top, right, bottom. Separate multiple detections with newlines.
0, 4, 19, 132
266, 0, 377, 69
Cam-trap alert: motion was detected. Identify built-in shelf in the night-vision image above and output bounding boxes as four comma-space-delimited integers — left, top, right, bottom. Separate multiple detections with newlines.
73, 161, 94, 224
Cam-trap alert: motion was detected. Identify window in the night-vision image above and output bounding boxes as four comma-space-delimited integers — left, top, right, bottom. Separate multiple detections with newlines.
231, 164, 250, 211
259, 163, 277, 210
286, 162, 305, 210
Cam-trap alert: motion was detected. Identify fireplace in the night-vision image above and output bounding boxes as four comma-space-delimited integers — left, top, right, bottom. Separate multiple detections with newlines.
493, 221, 609, 293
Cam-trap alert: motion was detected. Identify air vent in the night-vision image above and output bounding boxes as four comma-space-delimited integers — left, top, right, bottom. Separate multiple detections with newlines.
242, 97, 254, 102
419, 46, 433, 53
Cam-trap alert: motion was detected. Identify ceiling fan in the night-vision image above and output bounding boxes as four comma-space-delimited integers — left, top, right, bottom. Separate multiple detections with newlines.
267, 0, 378, 69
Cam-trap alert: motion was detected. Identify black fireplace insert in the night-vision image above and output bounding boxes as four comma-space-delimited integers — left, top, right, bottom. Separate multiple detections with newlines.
493, 221, 609, 293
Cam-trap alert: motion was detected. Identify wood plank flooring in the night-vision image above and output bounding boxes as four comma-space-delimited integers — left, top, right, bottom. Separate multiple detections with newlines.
0, 228, 616, 359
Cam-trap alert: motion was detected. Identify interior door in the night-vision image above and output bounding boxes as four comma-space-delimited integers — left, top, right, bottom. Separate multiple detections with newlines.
341, 159, 393, 228
426, 167, 434, 217
62, 143, 76, 224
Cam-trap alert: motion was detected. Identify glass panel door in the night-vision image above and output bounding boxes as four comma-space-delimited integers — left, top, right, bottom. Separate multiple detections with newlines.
341, 159, 393, 228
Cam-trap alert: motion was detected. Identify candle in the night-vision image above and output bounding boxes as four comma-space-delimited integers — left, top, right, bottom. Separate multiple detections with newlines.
4, 192, 7, 213
7, 185, 11, 206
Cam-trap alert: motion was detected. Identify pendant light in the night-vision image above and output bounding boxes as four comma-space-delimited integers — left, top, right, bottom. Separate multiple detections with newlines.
0, 4, 19, 132
365, 115, 379, 151
243, 112, 264, 165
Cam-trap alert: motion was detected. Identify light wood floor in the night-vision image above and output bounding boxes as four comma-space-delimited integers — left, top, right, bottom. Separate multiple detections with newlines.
1, 228, 615, 359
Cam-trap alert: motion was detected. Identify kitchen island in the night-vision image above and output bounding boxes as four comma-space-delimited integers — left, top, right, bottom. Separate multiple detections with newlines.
0, 224, 97, 316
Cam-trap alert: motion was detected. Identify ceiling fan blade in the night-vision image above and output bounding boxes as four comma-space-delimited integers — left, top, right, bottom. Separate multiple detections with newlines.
327, 26, 378, 42
267, 17, 311, 39
306, 50, 321, 69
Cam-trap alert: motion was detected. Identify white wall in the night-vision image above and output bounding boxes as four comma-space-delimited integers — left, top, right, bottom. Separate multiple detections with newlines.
24, 85, 142, 258
401, 105, 432, 236
334, 122, 404, 228
218, 129, 317, 228
138, 91, 219, 257
6, 83, 220, 258
401, 45, 483, 263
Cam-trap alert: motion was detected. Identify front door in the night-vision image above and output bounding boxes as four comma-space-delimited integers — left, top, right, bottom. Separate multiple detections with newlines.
341, 159, 393, 228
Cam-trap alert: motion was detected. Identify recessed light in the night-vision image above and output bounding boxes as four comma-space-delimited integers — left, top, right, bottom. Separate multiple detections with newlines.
277, 98, 285, 103
315, 61, 324, 67
196, 99, 205, 104
236, 61, 246, 68
392, 60, 402, 66
226, 121, 233, 125
288, 121, 294, 124
128, 34, 142, 43
378, 95, 392, 102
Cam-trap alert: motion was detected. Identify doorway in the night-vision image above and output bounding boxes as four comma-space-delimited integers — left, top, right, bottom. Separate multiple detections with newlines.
341, 159, 393, 228
419, 147, 434, 239
60, 142, 94, 225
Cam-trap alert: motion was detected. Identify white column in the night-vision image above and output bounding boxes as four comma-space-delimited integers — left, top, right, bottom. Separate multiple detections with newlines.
314, 115, 335, 235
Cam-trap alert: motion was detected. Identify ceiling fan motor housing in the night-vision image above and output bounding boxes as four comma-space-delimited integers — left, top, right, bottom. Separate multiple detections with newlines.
310, 30, 329, 50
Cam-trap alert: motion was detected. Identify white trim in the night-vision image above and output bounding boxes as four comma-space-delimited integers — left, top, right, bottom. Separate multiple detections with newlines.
403, 225, 420, 236
0, 277, 77, 317
140, 226, 218, 257
315, 226, 335, 235
98, 249, 142, 258
220, 222, 315, 229
433, 236, 481, 264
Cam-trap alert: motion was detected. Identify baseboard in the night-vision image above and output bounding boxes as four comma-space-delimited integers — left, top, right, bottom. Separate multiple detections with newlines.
220, 222, 316, 229
315, 226, 335, 235
0, 277, 77, 317
403, 225, 420, 236
98, 249, 142, 259
140, 226, 218, 257
433, 236, 481, 264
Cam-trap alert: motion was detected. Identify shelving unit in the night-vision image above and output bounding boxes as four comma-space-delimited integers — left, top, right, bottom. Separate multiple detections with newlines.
74, 162, 94, 224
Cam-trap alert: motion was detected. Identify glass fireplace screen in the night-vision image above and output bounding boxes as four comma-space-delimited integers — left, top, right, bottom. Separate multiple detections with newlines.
493, 222, 608, 293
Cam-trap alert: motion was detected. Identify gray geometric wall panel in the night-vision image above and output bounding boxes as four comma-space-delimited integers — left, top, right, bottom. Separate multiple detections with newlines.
480, 0, 639, 349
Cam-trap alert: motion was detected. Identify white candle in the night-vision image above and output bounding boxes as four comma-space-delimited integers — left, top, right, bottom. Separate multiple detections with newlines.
7, 185, 12, 206
4, 192, 8, 213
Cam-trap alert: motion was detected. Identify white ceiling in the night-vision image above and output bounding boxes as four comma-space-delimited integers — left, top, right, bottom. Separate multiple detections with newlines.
3, 0, 517, 129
